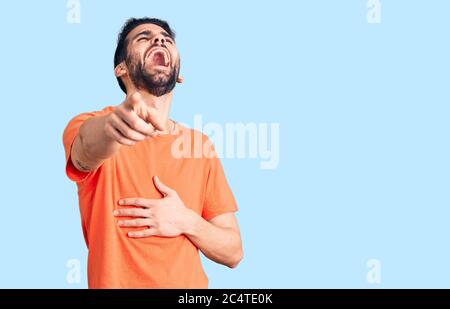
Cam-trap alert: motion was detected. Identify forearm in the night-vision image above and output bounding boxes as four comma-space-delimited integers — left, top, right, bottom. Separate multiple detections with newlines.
74, 114, 121, 171
184, 211, 243, 268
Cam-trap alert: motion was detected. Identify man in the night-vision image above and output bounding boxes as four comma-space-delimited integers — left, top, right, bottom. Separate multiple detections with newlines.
62, 17, 243, 288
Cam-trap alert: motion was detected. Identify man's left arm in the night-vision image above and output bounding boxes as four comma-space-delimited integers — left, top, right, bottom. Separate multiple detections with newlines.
184, 212, 243, 269
114, 176, 243, 268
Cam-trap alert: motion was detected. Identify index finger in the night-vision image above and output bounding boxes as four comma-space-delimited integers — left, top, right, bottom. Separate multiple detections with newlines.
118, 197, 160, 208
115, 107, 156, 136
126, 92, 143, 110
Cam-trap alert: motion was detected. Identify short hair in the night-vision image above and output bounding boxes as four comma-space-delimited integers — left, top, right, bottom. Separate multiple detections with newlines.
113, 17, 176, 93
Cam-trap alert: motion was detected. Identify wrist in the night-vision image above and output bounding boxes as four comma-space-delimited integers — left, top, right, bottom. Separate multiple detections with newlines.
182, 208, 202, 237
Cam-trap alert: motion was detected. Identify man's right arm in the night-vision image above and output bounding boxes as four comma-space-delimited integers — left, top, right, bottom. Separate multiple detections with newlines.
70, 92, 164, 173
71, 115, 120, 172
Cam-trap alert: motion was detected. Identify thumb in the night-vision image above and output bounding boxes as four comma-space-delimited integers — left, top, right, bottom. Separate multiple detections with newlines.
153, 176, 174, 197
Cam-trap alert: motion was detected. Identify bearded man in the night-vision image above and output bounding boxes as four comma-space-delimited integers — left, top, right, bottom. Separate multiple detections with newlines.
62, 17, 243, 288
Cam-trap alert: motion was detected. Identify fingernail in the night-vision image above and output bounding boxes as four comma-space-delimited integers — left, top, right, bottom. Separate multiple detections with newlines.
118, 221, 123, 226
118, 200, 124, 205
113, 210, 119, 216
128, 232, 134, 237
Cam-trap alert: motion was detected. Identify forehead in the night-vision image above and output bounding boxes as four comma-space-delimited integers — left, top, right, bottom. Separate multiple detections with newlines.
126, 23, 168, 41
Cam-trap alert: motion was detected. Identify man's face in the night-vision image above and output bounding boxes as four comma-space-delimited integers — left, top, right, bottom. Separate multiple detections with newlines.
124, 23, 180, 96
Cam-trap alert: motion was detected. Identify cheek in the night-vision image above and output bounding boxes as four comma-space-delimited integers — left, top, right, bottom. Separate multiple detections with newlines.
126, 52, 137, 64
169, 49, 179, 62
129, 47, 146, 62
172, 55, 181, 69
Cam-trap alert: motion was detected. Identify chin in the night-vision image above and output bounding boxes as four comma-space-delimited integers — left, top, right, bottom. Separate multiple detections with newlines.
153, 75, 171, 85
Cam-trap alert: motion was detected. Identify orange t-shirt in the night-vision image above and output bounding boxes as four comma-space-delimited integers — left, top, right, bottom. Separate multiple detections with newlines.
62, 106, 238, 288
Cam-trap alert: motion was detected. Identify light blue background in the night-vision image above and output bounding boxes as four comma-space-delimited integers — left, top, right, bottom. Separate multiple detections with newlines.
0, 0, 449, 288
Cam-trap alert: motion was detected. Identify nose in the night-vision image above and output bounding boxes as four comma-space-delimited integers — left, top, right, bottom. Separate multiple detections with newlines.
152, 35, 166, 46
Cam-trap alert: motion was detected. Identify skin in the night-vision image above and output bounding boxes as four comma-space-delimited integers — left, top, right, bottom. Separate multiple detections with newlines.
71, 23, 243, 268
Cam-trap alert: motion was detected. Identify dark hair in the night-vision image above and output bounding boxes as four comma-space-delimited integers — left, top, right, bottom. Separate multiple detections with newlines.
114, 17, 176, 93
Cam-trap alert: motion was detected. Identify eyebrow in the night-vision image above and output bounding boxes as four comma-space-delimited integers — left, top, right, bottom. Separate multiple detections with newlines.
132, 30, 175, 42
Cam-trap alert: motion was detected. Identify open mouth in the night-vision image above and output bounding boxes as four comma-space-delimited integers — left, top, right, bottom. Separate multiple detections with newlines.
146, 48, 170, 67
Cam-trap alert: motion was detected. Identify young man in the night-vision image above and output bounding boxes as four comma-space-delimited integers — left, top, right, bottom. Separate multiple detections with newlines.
63, 17, 243, 288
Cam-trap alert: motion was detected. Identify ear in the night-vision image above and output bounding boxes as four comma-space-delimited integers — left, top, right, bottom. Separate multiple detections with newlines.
114, 63, 127, 78
177, 75, 184, 84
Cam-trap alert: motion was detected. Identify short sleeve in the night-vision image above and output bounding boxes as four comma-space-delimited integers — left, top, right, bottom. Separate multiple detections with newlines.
202, 152, 238, 221
62, 107, 112, 183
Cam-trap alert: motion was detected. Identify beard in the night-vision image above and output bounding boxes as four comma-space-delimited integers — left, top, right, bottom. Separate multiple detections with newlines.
126, 53, 179, 97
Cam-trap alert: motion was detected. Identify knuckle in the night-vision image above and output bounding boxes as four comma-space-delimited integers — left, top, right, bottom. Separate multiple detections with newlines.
129, 118, 139, 129
124, 129, 133, 138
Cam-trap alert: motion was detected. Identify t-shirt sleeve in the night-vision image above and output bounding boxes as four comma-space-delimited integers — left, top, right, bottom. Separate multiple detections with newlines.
62, 108, 111, 183
202, 151, 238, 221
